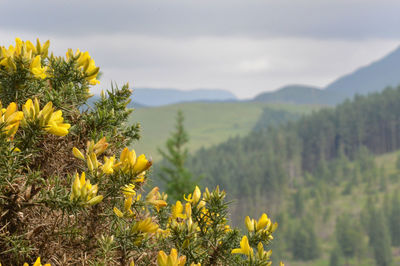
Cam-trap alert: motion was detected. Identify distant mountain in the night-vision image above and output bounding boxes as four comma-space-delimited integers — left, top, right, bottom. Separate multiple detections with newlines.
325, 46, 400, 97
253, 85, 327, 105
254, 45, 400, 105
85, 95, 146, 109
131, 88, 237, 107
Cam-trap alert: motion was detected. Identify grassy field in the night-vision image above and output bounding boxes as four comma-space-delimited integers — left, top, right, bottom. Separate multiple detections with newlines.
128, 101, 319, 161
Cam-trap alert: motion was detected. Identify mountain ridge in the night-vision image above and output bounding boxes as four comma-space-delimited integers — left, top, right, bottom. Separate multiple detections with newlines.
131, 88, 237, 107
254, 45, 400, 105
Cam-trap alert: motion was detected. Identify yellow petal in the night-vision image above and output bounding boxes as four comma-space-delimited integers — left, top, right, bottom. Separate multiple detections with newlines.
133, 154, 152, 174
87, 195, 103, 205
113, 207, 123, 218
73, 147, 85, 160
256, 213, 269, 231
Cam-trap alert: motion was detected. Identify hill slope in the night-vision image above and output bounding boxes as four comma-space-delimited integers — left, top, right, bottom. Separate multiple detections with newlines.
325, 45, 400, 97
254, 45, 400, 105
129, 102, 317, 161
253, 85, 333, 105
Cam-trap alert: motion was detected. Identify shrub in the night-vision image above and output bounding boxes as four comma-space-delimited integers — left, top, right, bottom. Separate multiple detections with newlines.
0, 38, 282, 266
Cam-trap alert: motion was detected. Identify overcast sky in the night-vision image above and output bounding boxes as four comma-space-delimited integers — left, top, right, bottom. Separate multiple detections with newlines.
1, 0, 400, 98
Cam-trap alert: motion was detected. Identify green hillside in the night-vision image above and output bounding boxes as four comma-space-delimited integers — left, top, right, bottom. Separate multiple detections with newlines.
285, 150, 400, 266
129, 101, 318, 161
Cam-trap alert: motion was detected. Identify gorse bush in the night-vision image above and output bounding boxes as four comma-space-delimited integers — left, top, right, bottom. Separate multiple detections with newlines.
0, 38, 282, 266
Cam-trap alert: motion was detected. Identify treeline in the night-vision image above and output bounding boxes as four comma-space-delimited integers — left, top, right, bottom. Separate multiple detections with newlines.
252, 107, 302, 132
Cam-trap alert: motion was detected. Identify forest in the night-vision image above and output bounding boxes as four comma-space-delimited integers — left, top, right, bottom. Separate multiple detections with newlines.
153, 87, 400, 265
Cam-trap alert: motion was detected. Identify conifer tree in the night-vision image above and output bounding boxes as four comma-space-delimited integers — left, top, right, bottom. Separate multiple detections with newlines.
290, 218, 320, 261
389, 192, 400, 246
364, 202, 392, 266
335, 214, 365, 263
158, 110, 198, 201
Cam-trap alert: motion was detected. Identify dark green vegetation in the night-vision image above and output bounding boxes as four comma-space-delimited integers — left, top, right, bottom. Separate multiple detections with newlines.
130, 102, 318, 161
185, 86, 400, 265
157, 110, 199, 201
254, 46, 400, 105
253, 85, 332, 105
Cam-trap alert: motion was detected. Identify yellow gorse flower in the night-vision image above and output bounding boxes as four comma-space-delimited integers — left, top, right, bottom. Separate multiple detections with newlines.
102, 155, 117, 174
23, 257, 51, 266
245, 213, 278, 234
72, 138, 113, 174
22, 98, 71, 136
256, 242, 272, 262
183, 186, 201, 205
70, 172, 103, 206
119, 147, 152, 175
131, 217, 159, 234
171, 200, 186, 220
146, 187, 168, 212
0, 38, 49, 79
30, 55, 47, 79
113, 191, 140, 218
121, 183, 136, 198
232, 235, 253, 258
157, 248, 186, 266
0, 101, 23, 138
66, 48, 100, 85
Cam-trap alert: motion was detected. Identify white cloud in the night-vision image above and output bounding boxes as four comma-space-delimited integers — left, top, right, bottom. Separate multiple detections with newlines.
1, 28, 399, 99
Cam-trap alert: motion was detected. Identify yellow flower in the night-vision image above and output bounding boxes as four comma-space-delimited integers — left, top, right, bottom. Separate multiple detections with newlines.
22, 98, 70, 136
45, 110, 71, 136
120, 147, 136, 171
122, 183, 136, 198
146, 187, 167, 211
113, 207, 124, 218
183, 186, 201, 205
157, 248, 186, 266
118, 147, 152, 175
171, 200, 186, 220
256, 213, 270, 231
0, 101, 23, 138
92, 137, 108, 155
256, 242, 272, 261
72, 147, 85, 160
132, 154, 152, 174
156, 228, 171, 239
35, 39, 50, 58
102, 155, 116, 174
23, 257, 51, 266
131, 217, 159, 234
70, 172, 103, 206
69, 49, 100, 85
232, 236, 253, 258
30, 55, 47, 79
185, 202, 192, 218
245, 216, 255, 232
87, 152, 100, 172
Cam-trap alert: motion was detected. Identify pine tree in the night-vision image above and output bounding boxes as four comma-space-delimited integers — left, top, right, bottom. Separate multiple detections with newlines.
389, 192, 400, 246
364, 202, 392, 266
290, 218, 320, 261
335, 214, 365, 263
158, 110, 198, 201
329, 246, 344, 266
